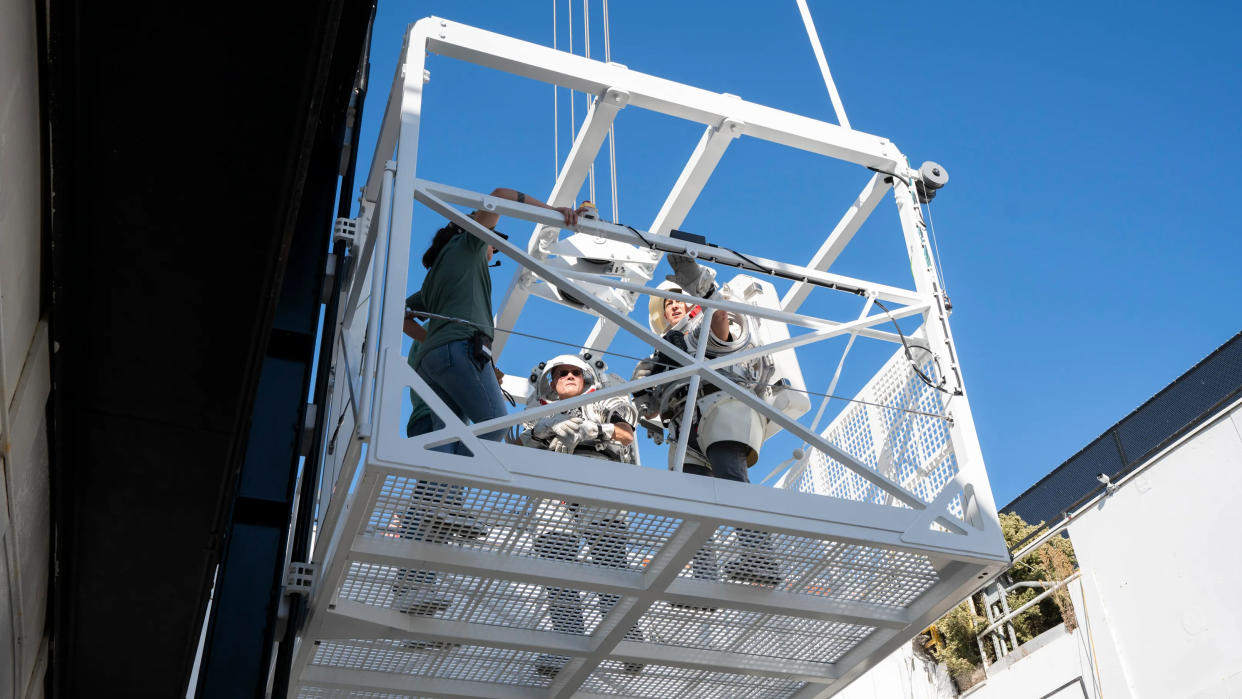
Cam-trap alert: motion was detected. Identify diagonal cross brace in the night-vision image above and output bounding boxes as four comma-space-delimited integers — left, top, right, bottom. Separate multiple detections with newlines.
412, 189, 929, 511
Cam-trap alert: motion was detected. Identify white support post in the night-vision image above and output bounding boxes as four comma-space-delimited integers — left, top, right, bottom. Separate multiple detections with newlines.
355, 161, 394, 439
889, 173, 1002, 534
668, 298, 714, 473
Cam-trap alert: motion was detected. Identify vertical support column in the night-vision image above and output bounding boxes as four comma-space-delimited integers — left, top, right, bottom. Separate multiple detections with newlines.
668, 299, 714, 472
371, 21, 431, 447
356, 161, 394, 439
889, 165, 1001, 531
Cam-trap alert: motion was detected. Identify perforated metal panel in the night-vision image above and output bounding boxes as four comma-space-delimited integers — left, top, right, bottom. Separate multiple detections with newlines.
786, 349, 965, 523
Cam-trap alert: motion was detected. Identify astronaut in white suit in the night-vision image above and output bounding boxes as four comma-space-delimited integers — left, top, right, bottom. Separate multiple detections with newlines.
518, 354, 645, 676
631, 253, 783, 587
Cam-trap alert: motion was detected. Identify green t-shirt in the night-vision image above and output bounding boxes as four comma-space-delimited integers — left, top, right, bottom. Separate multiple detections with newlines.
405, 226, 494, 369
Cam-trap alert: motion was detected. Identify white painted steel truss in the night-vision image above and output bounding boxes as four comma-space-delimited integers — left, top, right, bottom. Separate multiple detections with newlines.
294, 17, 1008, 699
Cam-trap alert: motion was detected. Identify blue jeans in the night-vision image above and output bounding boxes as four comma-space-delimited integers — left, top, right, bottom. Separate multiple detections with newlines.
415, 339, 509, 454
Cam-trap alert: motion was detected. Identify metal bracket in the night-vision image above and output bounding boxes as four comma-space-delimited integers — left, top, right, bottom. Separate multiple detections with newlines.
333, 217, 358, 244
286, 561, 316, 595
298, 404, 318, 458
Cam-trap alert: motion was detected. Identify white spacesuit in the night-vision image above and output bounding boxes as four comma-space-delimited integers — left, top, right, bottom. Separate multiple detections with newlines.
517, 353, 645, 676
632, 253, 787, 586
519, 353, 639, 464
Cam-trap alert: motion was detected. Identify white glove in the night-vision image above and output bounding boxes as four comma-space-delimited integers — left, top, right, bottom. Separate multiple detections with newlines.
666, 253, 716, 298
551, 417, 614, 453
531, 414, 572, 441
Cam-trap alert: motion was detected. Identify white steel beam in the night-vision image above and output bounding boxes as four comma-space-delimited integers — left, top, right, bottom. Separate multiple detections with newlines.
349, 535, 912, 629
370, 444, 1008, 564
419, 17, 898, 169
300, 666, 547, 699
318, 601, 593, 655
549, 519, 715, 698
418, 179, 926, 307
888, 177, 1003, 535
359, 35, 407, 204
610, 641, 839, 682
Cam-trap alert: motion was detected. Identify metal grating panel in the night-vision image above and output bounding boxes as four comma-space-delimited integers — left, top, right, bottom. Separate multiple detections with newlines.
367, 475, 682, 571
299, 689, 431, 699
644, 602, 875, 663
312, 640, 558, 688
678, 526, 939, 608
341, 561, 598, 633
581, 663, 807, 698
787, 348, 962, 521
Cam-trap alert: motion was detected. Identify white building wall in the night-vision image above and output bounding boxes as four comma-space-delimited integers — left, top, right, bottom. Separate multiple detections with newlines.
0, 0, 51, 696
1064, 402, 1242, 699
838, 400, 1242, 698
968, 622, 1097, 699
829, 643, 955, 699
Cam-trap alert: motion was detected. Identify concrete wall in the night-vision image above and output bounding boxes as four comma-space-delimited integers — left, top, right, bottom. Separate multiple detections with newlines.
830, 643, 955, 699
967, 621, 1097, 699
0, 0, 51, 696
1064, 401, 1242, 699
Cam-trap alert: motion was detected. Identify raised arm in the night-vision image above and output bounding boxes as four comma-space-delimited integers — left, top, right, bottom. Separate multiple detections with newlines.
666, 253, 730, 341
471, 187, 581, 230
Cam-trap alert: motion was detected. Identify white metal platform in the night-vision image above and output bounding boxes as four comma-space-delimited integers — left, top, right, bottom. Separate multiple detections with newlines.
291, 17, 1009, 698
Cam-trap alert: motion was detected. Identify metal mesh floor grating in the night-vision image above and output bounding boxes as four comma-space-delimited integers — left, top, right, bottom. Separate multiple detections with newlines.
298, 359, 1003, 697
579, 663, 807, 698
299, 689, 433, 699
311, 639, 562, 688
640, 602, 875, 663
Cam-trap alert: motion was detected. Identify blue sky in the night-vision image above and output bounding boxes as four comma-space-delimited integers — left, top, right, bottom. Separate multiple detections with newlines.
354, 1, 1242, 507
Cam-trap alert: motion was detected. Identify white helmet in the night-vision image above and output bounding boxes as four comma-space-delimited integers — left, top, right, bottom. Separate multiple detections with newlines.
647, 280, 702, 335
529, 354, 600, 403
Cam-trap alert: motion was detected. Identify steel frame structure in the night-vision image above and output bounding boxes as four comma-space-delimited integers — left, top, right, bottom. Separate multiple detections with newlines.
292, 17, 1008, 699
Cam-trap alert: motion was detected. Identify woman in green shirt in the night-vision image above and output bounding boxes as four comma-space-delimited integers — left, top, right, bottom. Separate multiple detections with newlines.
405, 187, 580, 452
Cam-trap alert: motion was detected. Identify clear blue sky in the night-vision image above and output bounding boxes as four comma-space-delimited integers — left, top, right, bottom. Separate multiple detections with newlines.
353, 1, 1242, 507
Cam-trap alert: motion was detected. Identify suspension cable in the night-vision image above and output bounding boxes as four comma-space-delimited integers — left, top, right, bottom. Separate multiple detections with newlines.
552, 0, 559, 179
583, 0, 596, 205
567, 0, 576, 147
793, 0, 851, 129
923, 198, 948, 292
603, 0, 618, 222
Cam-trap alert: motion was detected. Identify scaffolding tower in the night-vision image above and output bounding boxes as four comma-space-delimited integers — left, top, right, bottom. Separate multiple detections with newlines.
290, 17, 1009, 698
